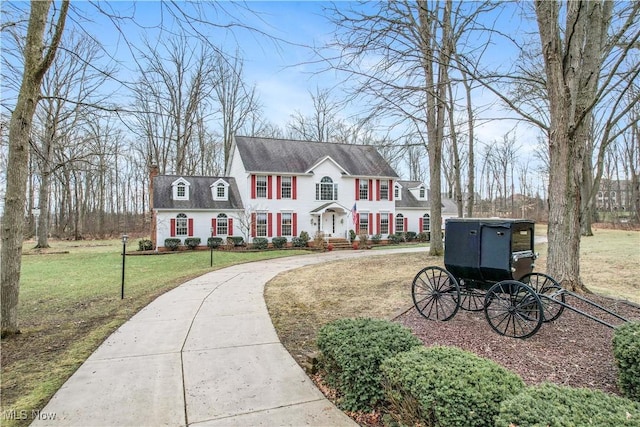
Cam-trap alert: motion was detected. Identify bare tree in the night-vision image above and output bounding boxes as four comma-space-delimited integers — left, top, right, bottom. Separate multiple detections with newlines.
287, 87, 343, 142
1, 0, 69, 337
534, 0, 639, 291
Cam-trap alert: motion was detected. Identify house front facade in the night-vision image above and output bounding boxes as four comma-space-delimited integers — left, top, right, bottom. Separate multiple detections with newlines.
152, 136, 452, 249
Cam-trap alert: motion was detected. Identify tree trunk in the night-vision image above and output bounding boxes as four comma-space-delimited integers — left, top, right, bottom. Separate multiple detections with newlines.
535, 0, 610, 293
1, 0, 68, 337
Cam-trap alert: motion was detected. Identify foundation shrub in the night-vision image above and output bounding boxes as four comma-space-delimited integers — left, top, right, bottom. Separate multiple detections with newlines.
495, 383, 640, 427
252, 237, 269, 250
380, 346, 524, 427
164, 238, 181, 251
613, 321, 640, 401
271, 236, 287, 249
184, 237, 201, 249
207, 237, 224, 249
316, 318, 422, 412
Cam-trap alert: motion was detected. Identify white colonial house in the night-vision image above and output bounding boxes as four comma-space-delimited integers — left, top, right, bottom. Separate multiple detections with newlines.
151, 136, 456, 249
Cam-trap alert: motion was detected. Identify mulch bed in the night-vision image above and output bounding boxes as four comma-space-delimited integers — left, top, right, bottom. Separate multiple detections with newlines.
397, 294, 640, 395
313, 294, 640, 426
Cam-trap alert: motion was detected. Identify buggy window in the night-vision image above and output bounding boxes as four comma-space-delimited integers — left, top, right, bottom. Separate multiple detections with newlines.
512, 229, 532, 252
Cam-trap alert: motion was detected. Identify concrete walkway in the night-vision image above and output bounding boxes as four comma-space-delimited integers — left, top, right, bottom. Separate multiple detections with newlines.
32, 247, 426, 427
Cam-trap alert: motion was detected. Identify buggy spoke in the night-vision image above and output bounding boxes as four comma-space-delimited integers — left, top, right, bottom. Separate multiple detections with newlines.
412, 267, 460, 322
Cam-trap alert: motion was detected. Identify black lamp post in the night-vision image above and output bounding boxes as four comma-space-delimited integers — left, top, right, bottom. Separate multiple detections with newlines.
210, 227, 214, 267
121, 234, 128, 299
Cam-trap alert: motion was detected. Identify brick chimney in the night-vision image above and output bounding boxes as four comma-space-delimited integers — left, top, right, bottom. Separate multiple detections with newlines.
149, 165, 159, 249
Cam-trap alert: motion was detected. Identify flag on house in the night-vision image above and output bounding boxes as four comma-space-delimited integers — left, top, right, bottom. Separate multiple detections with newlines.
351, 203, 357, 227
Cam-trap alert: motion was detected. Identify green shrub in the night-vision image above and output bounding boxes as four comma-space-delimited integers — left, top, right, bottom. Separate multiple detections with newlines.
381, 346, 524, 427
252, 237, 269, 250
138, 239, 153, 251
291, 231, 310, 248
614, 321, 640, 401
316, 318, 422, 412
371, 234, 382, 244
299, 230, 310, 245
227, 236, 245, 246
416, 232, 429, 242
164, 238, 181, 251
207, 237, 224, 249
495, 383, 640, 427
272, 236, 287, 249
349, 229, 356, 242
388, 233, 404, 244
184, 237, 201, 249
405, 231, 417, 242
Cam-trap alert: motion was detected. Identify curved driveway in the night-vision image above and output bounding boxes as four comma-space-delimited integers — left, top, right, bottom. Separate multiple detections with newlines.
32, 247, 425, 427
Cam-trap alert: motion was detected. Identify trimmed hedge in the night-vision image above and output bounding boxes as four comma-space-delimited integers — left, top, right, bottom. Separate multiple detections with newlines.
207, 237, 224, 249
388, 233, 404, 244
316, 318, 422, 412
371, 234, 382, 244
272, 236, 288, 249
381, 346, 524, 427
495, 383, 640, 427
614, 321, 640, 401
228, 236, 245, 246
164, 238, 181, 251
138, 239, 153, 251
184, 237, 201, 249
252, 237, 269, 250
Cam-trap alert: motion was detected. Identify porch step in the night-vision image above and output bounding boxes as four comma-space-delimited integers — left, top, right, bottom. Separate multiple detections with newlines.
327, 238, 353, 250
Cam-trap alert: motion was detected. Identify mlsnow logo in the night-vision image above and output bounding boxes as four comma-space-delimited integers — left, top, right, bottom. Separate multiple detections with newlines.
1, 409, 57, 421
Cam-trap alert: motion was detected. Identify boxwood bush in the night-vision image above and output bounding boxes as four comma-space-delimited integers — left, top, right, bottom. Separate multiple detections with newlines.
316, 318, 422, 412
164, 238, 181, 251
495, 383, 640, 427
252, 237, 269, 250
371, 233, 382, 244
207, 237, 224, 249
272, 236, 287, 249
613, 321, 640, 401
184, 237, 201, 249
381, 346, 524, 427
388, 232, 404, 244
138, 239, 153, 251
227, 236, 245, 246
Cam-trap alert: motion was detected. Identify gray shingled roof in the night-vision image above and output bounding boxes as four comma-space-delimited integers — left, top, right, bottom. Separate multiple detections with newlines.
395, 180, 429, 209
153, 176, 244, 210
234, 136, 399, 178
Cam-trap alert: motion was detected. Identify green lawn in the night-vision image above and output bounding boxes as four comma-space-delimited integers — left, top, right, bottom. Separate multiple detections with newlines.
1, 242, 309, 427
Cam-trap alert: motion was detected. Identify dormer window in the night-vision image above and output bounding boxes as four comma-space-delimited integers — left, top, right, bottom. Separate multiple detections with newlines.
172, 178, 190, 200
419, 186, 426, 199
394, 184, 402, 200
211, 179, 229, 201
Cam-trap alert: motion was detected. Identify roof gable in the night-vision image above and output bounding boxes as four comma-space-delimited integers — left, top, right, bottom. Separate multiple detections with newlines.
233, 135, 399, 178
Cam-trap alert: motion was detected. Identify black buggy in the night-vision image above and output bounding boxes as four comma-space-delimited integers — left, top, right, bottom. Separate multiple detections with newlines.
411, 218, 629, 339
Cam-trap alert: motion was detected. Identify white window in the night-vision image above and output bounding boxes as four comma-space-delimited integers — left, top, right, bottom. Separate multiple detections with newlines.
217, 213, 228, 235
212, 180, 229, 201
281, 177, 292, 199
256, 212, 267, 237
422, 213, 430, 232
380, 215, 389, 234
359, 180, 369, 200
359, 212, 369, 234
256, 176, 267, 198
281, 212, 292, 236
396, 214, 405, 233
419, 186, 426, 199
172, 178, 190, 200
316, 176, 338, 201
176, 213, 188, 236
380, 180, 389, 200
394, 184, 401, 200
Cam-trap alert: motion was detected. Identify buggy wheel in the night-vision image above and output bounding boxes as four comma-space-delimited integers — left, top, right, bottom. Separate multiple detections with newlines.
458, 283, 485, 312
412, 266, 460, 321
484, 280, 543, 339
519, 272, 565, 322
